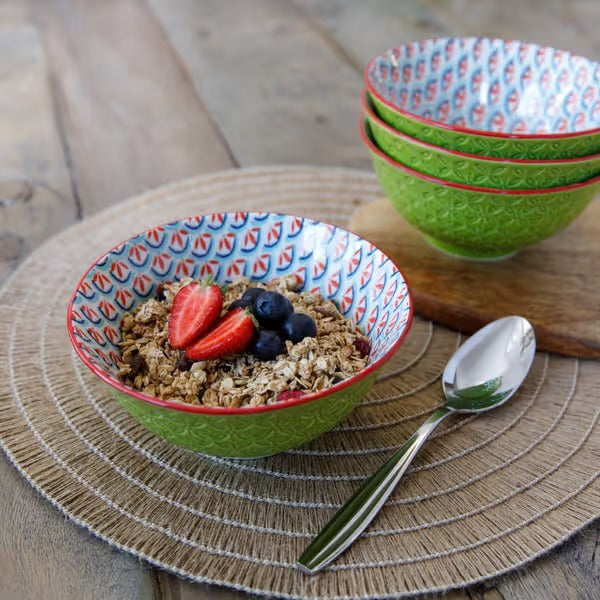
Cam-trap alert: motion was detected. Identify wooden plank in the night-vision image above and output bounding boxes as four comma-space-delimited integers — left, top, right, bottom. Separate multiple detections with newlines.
155, 571, 248, 599
0, 1, 238, 597
466, 589, 505, 600
493, 525, 600, 599
0, 4, 157, 599
32, 0, 235, 216
293, 0, 448, 70
14, 1, 237, 597
147, 0, 368, 169
0, 454, 155, 600
0, 18, 77, 286
295, 0, 600, 70
422, 0, 600, 60
569, 0, 600, 49
348, 198, 600, 359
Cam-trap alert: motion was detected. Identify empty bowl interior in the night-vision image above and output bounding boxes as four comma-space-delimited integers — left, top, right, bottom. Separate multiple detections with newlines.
367, 37, 600, 135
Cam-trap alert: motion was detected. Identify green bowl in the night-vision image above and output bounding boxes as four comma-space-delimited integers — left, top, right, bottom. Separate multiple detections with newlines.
113, 376, 375, 458
365, 38, 600, 159
369, 91, 600, 160
67, 212, 413, 458
361, 119, 600, 260
363, 91, 600, 189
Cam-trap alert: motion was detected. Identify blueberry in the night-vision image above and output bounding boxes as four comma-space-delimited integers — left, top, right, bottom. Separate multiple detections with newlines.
229, 298, 253, 311
241, 287, 265, 306
281, 313, 317, 343
250, 330, 286, 361
254, 291, 293, 329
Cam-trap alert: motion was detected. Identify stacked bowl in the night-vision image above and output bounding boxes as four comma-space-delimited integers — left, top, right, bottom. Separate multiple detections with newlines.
360, 37, 600, 259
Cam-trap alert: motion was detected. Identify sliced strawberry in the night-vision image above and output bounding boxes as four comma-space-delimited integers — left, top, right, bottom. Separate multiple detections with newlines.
168, 283, 223, 349
185, 308, 256, 360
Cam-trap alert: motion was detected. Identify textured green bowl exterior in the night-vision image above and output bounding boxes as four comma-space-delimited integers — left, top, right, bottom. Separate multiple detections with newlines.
113, 372, 376, 458
366, 110, 600, 189
371, 93, 600, 160
369, 148, 599, 259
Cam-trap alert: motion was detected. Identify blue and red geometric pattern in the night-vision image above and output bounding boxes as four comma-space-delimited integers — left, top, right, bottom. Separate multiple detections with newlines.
68, 213, 412, 377
367, 37, 600, 135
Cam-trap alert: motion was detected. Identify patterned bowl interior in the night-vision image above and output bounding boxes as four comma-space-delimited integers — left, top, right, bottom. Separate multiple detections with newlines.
367, 37, 600, 135
68, 212, 412, 393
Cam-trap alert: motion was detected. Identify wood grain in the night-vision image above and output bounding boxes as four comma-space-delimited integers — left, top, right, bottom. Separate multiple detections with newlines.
1, 0, 236, 598
493, 525, 600, 600
0, 455, 155, 600
154, 571, 251, 599
349, 198, 600, 359
0, 4, 156, 599
32, 0, 234, 216
296, 0, 600, 73
1, 0, 598, 598
293, 0, 448, 70
147, 0, 369, 169
0, 18, 77, 286
423, 0, 600, 60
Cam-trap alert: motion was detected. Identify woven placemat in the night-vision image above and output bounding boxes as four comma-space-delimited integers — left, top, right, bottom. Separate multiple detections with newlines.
0, 167, 598, 599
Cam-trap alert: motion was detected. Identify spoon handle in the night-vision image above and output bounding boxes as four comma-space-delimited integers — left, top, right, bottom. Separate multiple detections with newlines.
297, 406, 452, 574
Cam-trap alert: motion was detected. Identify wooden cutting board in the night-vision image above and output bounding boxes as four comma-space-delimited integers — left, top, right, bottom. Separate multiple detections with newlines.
348, 198, 600, 359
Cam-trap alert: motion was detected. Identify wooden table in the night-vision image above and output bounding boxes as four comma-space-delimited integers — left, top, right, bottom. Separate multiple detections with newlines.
1, 1, 598, 598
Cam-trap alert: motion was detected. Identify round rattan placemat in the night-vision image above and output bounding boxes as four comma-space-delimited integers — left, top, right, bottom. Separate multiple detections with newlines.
0, 167, 598, 599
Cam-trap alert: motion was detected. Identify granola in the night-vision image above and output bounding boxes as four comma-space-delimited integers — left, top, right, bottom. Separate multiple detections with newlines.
117, 276, 370, 408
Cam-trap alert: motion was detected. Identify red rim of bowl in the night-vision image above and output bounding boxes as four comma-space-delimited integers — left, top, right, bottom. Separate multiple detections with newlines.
360, 117, 600, 194
364, 38, 600, 141
361, 90, 600, 165
66, 213, 414, 416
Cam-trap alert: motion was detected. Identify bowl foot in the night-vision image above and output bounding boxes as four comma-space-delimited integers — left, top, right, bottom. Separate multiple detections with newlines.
424, 235, 519, 262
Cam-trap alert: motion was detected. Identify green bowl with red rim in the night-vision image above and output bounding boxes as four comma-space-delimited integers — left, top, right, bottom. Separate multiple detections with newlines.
362, 90, 600, 189
365, 38, 600, 159
360, 118, 600, 260
67, 212, 413, 458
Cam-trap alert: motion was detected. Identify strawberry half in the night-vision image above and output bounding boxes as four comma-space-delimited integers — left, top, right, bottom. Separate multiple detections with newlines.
185, 308, 256, 360
168, 283, 223, 349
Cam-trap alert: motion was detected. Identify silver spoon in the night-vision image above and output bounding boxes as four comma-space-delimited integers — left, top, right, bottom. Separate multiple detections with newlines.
298, 315, 536, 574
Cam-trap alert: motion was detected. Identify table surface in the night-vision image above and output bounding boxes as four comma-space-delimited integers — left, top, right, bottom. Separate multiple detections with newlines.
1, 1, 598, 599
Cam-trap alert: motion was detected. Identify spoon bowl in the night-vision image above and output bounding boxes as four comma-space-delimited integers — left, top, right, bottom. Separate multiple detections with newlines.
444, 316, 536, 412
298, 316, 536, 574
